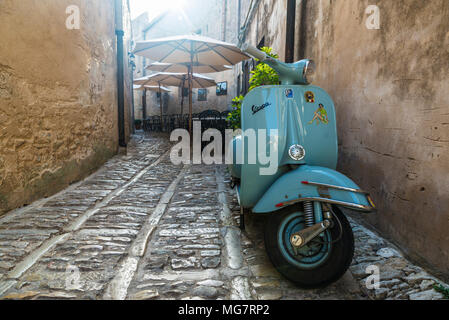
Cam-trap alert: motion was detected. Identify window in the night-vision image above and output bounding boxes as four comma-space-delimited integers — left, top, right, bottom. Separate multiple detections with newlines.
216, 81, 228, 96
198, 89, 207, 101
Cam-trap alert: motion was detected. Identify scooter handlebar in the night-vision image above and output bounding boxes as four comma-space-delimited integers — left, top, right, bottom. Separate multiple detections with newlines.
241, 43, 268, 61
241, 43, 304, 85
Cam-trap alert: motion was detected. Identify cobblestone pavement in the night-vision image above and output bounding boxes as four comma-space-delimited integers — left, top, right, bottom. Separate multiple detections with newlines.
0, 134, 447, 300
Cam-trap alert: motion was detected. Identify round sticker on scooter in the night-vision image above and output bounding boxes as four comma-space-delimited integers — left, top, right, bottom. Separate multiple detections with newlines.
305, 91, 315, 103
285, 89, 294, 99
289, 144, 306, 161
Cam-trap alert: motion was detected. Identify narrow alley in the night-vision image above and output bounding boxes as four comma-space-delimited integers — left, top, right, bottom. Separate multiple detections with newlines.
0, 134, 445, 300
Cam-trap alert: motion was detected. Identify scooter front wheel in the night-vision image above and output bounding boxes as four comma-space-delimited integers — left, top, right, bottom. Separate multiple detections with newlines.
264, 204, 354, 288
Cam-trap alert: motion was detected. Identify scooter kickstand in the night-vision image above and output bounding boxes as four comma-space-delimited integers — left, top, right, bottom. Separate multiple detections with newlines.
239, 208, 245, 230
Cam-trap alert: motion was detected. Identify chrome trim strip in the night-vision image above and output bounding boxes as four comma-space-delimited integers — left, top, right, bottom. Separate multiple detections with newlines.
280, 197, 375, 212
303, 181, 369, 194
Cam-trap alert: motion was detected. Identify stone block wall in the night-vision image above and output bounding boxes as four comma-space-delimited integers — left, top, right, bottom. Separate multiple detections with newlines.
0, 0, 132, 215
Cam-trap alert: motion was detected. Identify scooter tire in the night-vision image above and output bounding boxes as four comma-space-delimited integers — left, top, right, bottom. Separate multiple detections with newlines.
264, 205, 354, 288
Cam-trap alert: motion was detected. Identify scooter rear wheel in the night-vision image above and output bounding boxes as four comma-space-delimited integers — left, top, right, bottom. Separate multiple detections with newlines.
264, 204, 354, 288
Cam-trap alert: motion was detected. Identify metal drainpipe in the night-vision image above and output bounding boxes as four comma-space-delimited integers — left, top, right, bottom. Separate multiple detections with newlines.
285, 0, 296, 63
298, 0, 308, 59
115, 0, 126, 147
131, 66, 135, 134
142, 89, 147, 120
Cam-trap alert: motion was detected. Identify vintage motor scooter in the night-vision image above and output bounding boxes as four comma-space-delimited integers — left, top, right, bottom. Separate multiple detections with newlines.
228, 44, 376, 288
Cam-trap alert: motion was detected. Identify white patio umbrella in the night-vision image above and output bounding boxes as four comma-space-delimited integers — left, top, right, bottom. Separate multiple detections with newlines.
134, 35, 249, 134
133, 84, 171, 92
134, 72, 216, 127
133, 82, 173, 122
145, 65, 231, 111
146, 61, 232, 74
137, 72, 216, 88
138, 72, 217, 117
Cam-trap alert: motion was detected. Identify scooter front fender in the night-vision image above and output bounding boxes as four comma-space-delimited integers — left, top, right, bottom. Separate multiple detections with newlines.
252, 165, 376, 213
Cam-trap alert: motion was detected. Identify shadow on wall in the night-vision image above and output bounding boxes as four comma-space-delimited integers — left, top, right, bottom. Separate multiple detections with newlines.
299, 0, 449, 276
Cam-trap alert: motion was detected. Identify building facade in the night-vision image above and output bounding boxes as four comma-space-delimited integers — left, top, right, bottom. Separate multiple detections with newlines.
132, 0, 244, 119
0, 0, 134, 215
237, 0, 449, 277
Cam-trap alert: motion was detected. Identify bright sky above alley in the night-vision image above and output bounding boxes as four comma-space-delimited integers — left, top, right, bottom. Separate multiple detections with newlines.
129, 0, 186, 19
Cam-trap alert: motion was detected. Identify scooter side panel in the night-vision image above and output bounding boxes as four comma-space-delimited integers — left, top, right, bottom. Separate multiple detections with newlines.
239, 85, 338, 209
228, 135, 242, 179
252, 165, 373, 213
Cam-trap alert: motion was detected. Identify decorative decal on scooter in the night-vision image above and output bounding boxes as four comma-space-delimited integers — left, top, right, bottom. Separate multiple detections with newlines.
305, 91, 315, 103
285, 89, 294, 99
308, 103, 329, 125
252, 102, 271, 115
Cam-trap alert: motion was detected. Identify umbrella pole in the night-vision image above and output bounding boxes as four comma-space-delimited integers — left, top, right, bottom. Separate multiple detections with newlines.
159, 82, 164, 132
180, 78, 185, 116
188, 65, 193, 137
142, 88, 147, 120
189, 43, 194, 138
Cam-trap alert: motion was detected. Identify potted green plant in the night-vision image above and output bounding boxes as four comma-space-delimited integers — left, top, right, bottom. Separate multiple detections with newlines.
227, 47, 280, 130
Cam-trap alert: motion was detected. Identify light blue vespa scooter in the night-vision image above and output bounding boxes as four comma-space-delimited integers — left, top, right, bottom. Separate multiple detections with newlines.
228, 44, 376, 288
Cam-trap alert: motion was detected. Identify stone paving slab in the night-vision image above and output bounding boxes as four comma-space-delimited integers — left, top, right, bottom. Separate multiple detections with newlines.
0, 133, 447, 300
127, 164, 228, 300
3, 155, 182, 299
348, 217, 448, 300
0, 135, 174, 297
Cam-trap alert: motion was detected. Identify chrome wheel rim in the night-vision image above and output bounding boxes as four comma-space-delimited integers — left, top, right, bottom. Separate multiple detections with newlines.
277, 211, 332, 270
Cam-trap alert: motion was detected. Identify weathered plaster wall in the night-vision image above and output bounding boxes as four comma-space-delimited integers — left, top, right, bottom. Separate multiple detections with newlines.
131, 12, 150, 120
0, 0, 131, 215
242, 0, 449, 276
235, 0, 288, 108
122, 0, 135, 137
243, 0, 288, 61
301, 0, 449, 277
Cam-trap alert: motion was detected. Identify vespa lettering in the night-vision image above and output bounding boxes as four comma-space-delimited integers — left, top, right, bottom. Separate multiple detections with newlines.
252, 102, 271, 115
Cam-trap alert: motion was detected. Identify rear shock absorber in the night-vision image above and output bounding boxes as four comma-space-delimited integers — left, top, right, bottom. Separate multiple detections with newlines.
303, 201, 315, 227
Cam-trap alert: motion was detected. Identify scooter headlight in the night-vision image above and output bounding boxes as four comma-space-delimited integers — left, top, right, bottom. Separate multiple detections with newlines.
303, 60, 316, 85
289, 145, 306, 161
